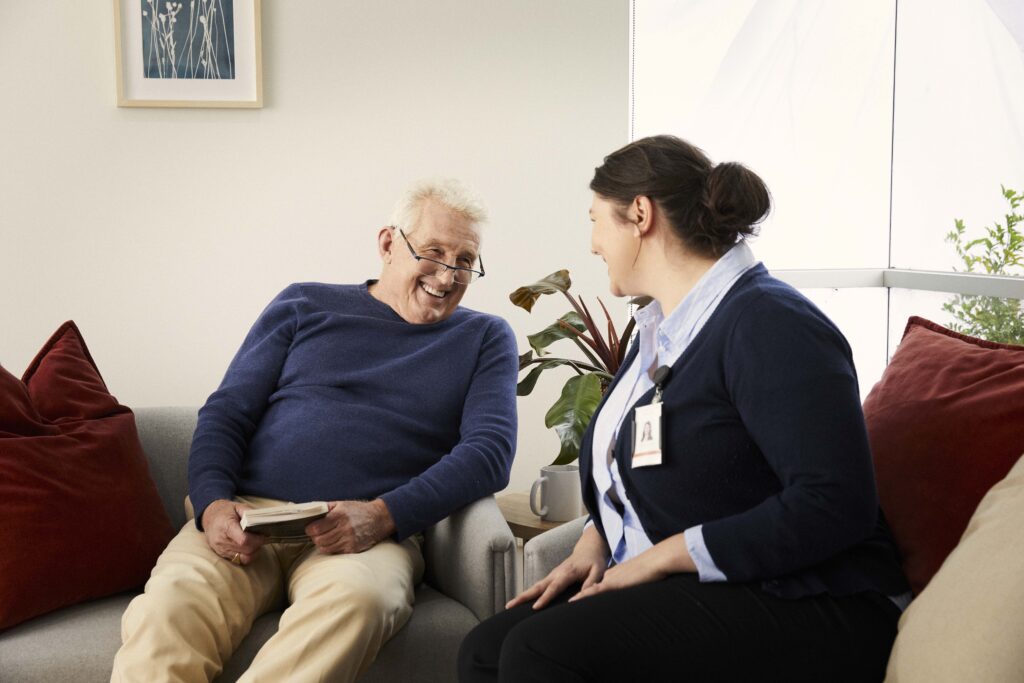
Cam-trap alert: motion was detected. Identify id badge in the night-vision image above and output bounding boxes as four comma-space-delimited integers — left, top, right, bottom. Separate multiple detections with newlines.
632, 402, 663, 468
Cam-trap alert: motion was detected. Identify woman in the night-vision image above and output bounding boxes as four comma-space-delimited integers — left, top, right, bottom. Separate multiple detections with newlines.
458, 135, 909, 682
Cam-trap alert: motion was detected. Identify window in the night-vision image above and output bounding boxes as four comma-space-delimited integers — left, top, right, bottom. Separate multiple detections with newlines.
631, 0, 1024, 385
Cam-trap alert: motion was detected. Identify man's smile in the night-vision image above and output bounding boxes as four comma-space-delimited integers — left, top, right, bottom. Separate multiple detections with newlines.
420, 282, 449, 299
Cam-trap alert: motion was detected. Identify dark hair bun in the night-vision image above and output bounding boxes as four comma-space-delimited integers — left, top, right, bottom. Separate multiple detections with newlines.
696, 162, 771, 253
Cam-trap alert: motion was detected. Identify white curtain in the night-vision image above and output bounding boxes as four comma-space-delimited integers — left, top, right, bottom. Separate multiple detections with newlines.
631, 0, 1024, 272
632, 0, 895, 270
631, 0, 1024, 390
890, 0, 1024, 270
986, 0, 1024, 56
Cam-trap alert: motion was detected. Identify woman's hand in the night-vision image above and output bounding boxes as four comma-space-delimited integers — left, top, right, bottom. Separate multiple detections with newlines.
507, 524, 610, 610
569, 533, 694, 602
201, 499, 266, 566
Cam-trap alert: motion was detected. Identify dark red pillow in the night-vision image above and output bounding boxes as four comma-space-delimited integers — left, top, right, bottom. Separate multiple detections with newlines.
0, 322, 175, 631
864, 316, 1024, 595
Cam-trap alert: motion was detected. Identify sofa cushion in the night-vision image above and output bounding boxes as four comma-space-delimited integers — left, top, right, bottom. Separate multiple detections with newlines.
0, 592, 133, 679
0, 321, 174, 631
0, 584, 475, 682
885, 453, 1024, 682
862, 316, 1024, 595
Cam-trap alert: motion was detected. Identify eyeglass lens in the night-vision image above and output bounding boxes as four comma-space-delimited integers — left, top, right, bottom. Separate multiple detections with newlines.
415, 259, 475, 284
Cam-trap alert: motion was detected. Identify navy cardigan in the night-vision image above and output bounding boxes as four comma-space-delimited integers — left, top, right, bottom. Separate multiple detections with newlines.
579, 265, 909, 600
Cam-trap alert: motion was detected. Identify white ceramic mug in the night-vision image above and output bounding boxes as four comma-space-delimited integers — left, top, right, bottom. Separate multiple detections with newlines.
529, 464, 583, 522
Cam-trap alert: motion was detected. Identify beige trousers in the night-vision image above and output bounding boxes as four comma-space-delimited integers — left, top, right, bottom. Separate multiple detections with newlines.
111, 496, 424, 683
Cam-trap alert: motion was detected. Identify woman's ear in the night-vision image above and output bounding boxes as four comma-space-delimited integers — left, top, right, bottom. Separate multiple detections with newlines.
633, 196, 655, 236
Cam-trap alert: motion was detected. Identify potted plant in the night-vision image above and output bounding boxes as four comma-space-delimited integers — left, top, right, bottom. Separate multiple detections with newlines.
509, 269, 649, 465
943, 185, 1023, 344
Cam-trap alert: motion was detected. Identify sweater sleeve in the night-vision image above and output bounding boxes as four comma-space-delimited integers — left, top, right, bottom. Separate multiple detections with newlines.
700, 294, 879, 582
379, 317, 518, 539
187, 285, 300, 529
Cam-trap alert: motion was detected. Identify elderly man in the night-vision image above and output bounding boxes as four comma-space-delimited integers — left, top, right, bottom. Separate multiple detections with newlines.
111, 179, 518, 682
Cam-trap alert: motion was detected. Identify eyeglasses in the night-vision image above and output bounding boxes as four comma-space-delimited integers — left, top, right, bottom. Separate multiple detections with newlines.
395, 227, 485, 285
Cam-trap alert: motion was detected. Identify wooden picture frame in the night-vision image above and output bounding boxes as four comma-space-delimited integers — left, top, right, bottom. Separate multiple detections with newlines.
114, 0, 263, 108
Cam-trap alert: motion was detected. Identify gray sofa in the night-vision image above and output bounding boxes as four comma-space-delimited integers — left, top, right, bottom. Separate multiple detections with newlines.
523, 517, 588, 588
0, 407, 517, 682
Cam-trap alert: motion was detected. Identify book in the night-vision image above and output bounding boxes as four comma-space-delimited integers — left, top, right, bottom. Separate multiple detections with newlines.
240, 502, 329, 542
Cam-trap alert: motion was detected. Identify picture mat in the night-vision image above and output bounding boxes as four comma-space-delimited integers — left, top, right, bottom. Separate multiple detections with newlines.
115, 0, 261, 106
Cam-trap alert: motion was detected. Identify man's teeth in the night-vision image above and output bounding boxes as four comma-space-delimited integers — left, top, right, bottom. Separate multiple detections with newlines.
421, 283, 447, 298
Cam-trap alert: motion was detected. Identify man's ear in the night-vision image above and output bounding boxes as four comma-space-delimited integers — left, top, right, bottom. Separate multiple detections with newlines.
377, 226, 395, 263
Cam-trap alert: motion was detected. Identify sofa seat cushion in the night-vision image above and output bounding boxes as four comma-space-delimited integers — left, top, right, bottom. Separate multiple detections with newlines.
0, 592, 134, 681
885, 453, 1024, 682
0, 322, 174, 631
0, 584, 477, 682
359, 585, 479, 683
863, 316, 1024, 595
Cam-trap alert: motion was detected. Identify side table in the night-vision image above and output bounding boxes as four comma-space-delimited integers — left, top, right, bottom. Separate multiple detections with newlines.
496, 492, 566, 541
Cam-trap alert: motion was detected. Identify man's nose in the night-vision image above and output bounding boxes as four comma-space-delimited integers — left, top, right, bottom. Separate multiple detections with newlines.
436, 266, 457, 285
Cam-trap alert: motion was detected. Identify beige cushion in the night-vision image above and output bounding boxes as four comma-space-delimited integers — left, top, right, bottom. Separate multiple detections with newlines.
885, 453, 1024, 682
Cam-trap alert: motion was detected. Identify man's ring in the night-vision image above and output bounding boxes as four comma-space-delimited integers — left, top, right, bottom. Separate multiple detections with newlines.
231, 552, 242, 565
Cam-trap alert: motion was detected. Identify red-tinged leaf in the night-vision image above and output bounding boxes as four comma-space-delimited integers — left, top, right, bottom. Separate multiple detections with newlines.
577, 297, 613, 367
597, 297, 619, 348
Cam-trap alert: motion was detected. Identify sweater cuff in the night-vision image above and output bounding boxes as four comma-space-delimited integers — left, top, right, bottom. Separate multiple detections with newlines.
189, 487, 234, 531
685, 525, 728, 582
378, 490, 418, 541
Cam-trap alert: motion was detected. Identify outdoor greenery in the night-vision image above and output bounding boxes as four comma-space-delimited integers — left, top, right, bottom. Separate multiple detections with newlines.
510, 270, 648, 465
943, 185, 1024, 344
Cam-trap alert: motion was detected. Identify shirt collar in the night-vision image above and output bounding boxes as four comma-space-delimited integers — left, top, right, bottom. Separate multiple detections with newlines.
633, 241, 758, 364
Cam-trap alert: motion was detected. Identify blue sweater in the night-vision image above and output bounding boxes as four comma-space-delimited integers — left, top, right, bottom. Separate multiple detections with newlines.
188, 282, 519, 540
580, 265, 909, 599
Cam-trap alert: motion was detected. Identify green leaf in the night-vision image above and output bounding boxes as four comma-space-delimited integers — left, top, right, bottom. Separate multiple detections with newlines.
517, 358, 575, 396
517, 357, 611, 395
944, 184, 1024, 344
517, 365, 547, 396
543, 373, 602, 465
509, 270, 572, 313
527, 312, 587, 356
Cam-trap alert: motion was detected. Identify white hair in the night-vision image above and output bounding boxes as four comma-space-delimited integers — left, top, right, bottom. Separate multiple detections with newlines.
389, 178, 488, 233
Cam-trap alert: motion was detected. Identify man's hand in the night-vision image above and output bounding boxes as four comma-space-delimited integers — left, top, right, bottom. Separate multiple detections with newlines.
506, 524, 610, 611
305, 499, 396, 554
201, 499, 266, 566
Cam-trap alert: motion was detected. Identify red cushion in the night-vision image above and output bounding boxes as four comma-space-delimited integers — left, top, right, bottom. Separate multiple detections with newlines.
0, 322, 174, 631
864, 316, 1024, 595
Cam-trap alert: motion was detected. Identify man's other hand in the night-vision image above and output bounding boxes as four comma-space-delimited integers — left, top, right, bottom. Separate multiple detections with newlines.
306, 499, 396, 554
201, 499, 266, 566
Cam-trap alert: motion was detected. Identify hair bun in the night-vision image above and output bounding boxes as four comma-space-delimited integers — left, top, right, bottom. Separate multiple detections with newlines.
696, 162, 771, 252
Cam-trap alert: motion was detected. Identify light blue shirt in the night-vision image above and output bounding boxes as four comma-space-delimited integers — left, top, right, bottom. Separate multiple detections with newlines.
589, 241, 758, 580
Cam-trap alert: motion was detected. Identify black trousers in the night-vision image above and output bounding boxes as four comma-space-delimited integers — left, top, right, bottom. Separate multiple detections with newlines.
458, 575, 899, 683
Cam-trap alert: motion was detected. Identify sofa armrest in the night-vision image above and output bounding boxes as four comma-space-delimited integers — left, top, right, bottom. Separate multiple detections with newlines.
422, 496, 516, 622
523, 517, 587, 587
133, 406, 199, 531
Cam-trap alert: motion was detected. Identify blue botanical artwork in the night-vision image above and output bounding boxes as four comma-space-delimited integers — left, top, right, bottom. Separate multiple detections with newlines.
141, 0, 235, 79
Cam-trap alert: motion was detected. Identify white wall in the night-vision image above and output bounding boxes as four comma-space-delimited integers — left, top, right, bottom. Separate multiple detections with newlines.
0, 1, 629, 495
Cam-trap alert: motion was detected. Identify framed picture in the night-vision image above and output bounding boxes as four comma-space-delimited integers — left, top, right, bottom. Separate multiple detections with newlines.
114, 0, 262, 108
